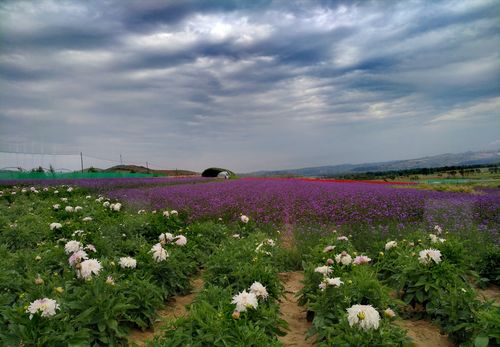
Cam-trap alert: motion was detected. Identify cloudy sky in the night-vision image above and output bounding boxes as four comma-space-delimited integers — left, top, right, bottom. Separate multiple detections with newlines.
0, 0, 499, 172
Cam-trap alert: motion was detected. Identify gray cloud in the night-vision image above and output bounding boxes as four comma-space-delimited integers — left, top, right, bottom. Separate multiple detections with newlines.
0, 0, 499, 172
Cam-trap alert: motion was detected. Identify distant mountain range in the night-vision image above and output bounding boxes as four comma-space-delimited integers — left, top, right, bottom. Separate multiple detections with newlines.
248, 150, 500, 177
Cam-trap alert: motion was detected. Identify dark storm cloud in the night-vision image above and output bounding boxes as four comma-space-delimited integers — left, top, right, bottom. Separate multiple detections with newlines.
0, 0, 499, 172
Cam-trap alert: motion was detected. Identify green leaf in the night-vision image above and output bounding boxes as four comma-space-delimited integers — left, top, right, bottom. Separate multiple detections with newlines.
474, 336, 489, 347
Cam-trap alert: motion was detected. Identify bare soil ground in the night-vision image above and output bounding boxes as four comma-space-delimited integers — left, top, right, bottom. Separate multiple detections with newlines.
397, 319, 455, 347
128, 276, 204, 347
278, 271, 315, 347
477, 285, 500, 306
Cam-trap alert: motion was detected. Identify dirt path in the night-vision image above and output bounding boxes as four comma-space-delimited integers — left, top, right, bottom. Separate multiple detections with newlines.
278, 271, 315, 347
477, 285, 500, 306
397, 319, 455, 347
128, 276, 204, 346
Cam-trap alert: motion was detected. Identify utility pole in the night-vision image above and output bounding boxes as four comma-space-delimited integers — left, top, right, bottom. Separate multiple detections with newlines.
80, 152, 84, 173
120, 154, 123, 165
146, 161, 149, 174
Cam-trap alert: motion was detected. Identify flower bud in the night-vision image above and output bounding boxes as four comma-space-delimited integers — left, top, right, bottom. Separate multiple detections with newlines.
232, 310, 240, 319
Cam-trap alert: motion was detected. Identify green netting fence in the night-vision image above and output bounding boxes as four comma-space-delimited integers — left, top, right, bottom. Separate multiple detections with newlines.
0, 171, 158, 180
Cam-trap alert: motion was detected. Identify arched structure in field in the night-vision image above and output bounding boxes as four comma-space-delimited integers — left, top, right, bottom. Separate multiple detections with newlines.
201, 167, 235, 178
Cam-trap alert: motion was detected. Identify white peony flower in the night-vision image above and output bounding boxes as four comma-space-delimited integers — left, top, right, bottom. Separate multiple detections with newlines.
26, 298, 60, 319
50, 222, 62, 231
74, 206, 83, 212
60, 198, 68, 202
232, 234, 240, 238
106, 276, 115, 285
323, 245, 336, 253
314, 265, 333, 276
137, 209, 145, 214
85, 244, 96, 253
162, 210, 170, 217
67, 187, 73, 192
429, 234, 445, 244
150, 243, 169, 262
337, 236, 348, 241
64, 240, 82, 254
68, 250, 88, 266
353, 255, 371, 265
85, 195, 92, 199
319, 277, 344, 290
175, 235, 187, 246
54, 190, 59, 194
385, 241, 397, 250
170, 210, 178, 216
53, 204, 60, 210
112, 203, 122, 211
347, 304, 380, 331
159, 232, 175, 243
419, 249, 442, 265
78, 259, 102, 279
434, 225, 443, 235
249, 282, 268, 300
231, 290, 258, 312
65, 206, 74, 213
335, 252, 353, 266
240, 215, 249, 223
72, 230, 84, 237
82, 217, 93, 222
119, 256, 137, 269
103, 201, 110, 208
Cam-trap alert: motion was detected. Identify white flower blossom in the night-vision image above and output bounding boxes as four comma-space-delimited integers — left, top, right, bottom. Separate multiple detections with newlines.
68, 250, 88, 266
249, 282, 268, 300
159, 233, 175, 243
150, 243, 169, 262
82, 217, 93, 222
240, 215, 249, 223
119, 257, 137, 269
50, 222, 62, 231
112, 203, 122, 211
170, 210, 178, 216
60, 198, 68, 202
85, 244, 96, 253
429, 234, 445, 244
26, 298, 60, 319
434, 225, 443, 235
335, 252, 353, 266
175, 235, 187, 246
314, 265, 333, 276
78, 259, 102, 279
103, 202, 110, 208
319, 277, 344, 290
162, 210, 170, 217
74, 206, 83, 212
323, 245, 336, 253
64, 240, 82, 254
65, 206, 74, 213
347, 304, 380, 331
53, 204, 60, 210
353, 255, 371, 265
337, 236, 348, 241
419, 249, 442, 265
231, 290, 258, 312
385, 241, 397, 250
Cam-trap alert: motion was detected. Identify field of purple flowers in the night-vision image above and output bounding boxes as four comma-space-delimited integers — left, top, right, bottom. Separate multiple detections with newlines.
101, 178, 500, 236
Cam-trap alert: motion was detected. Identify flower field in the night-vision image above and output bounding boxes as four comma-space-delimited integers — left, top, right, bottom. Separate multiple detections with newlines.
0, 178, 498, 346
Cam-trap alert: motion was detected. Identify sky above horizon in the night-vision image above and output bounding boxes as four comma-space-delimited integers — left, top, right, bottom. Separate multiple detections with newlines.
1, 0, 499, 172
